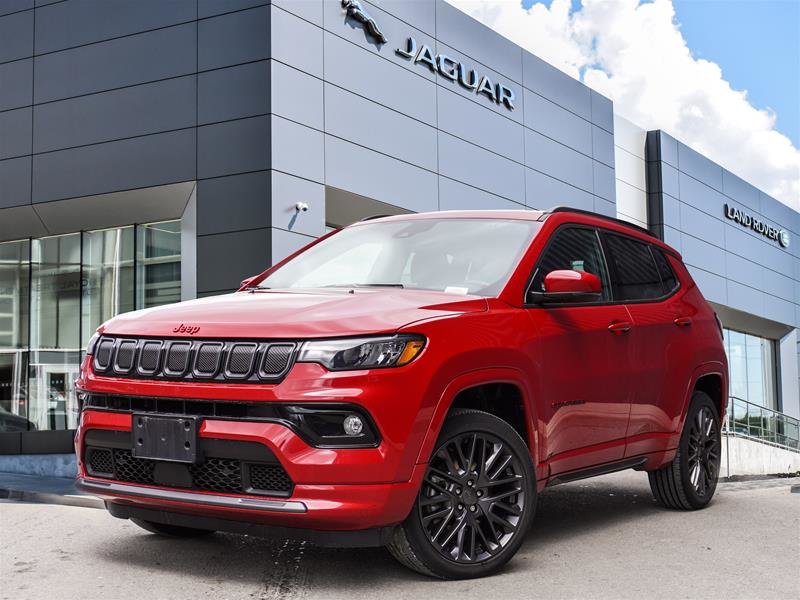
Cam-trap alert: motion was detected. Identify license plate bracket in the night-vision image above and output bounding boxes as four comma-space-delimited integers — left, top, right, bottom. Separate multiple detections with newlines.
131, 414, 200, 463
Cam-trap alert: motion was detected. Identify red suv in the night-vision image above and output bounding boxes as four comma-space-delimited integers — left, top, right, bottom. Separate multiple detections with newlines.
76, 208, 728, 579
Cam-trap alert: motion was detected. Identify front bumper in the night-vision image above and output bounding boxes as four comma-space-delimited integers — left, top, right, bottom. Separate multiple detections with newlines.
100, 499, 398, 547
76, 408, 427, 531
77, 468, 425, 532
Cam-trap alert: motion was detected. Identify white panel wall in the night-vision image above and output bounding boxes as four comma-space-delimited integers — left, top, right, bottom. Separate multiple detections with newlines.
613, 115, 647, 228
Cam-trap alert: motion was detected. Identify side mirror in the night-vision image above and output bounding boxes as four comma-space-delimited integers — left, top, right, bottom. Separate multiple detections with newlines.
239, 275, 258, 290
529, 270, 602, 304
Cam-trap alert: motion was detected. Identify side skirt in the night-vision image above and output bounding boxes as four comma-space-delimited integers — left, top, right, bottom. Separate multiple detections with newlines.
545, 456, 648, 487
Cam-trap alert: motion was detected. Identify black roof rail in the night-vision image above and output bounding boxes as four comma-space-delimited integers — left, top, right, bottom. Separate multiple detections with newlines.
358, 214, 393, 222
539, 205, 656, 238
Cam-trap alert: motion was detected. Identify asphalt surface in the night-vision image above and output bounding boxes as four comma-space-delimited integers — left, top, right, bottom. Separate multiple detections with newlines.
1, 471, 798, 600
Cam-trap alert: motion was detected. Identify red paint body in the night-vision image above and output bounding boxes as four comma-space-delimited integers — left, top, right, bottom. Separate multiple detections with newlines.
75, 210, 728, 535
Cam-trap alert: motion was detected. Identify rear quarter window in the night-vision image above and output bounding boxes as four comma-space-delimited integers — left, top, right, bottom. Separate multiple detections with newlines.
651, 247, 679, 295
601, 233, 664, 301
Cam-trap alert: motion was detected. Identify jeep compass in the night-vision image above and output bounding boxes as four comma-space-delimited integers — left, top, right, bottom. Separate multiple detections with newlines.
76, 208, 728, 579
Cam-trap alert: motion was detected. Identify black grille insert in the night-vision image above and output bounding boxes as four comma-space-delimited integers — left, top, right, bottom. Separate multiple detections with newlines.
84, 443, 293, 497
113, 449, 156, 484
91, 336, 296, 383
191, 458, 242, 493
86, 447, 114, 477
165, 342, 191, 376
94, 338, 115, 370
248, 463, 293, 494
226, 343, 257, 378
139, 341, 162, 374
114, 340, 137, 373
194, 342, 223, 377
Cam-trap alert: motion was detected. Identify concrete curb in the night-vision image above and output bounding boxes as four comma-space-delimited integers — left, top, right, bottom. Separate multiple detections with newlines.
0, 487, 103, 509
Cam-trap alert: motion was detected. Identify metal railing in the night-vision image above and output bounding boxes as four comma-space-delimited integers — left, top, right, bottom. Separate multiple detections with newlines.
724, 396, 800, 453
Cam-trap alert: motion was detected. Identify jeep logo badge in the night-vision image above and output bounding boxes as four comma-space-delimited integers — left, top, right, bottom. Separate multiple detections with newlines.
173, 323, 200, 335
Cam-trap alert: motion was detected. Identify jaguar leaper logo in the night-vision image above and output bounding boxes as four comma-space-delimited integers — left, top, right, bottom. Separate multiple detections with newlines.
342, 0, 387, 44
173, 323, 200, 335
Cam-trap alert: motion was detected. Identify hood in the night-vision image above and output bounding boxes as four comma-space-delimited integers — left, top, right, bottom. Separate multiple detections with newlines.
99, 288, 488, 339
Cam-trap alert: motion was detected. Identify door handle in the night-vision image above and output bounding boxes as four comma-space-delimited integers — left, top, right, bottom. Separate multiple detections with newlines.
608, 321, 632, 334
673, 316, 693, 327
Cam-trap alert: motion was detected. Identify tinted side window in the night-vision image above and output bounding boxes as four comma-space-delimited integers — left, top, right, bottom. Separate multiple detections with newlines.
602, 234, 663, 301
652, 248, 679, 295
530, 227, 610, 301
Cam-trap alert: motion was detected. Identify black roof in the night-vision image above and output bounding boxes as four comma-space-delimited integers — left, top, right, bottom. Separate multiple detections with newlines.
539, 206, 656, 238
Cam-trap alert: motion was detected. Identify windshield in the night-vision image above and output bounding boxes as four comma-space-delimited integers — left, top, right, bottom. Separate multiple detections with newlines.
259, 218, 541, 296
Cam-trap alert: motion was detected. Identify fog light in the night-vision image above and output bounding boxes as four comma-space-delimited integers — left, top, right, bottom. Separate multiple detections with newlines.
343, 414, 364, 436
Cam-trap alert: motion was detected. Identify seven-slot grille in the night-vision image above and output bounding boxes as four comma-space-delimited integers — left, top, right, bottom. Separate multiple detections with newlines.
92, 336, 296, 383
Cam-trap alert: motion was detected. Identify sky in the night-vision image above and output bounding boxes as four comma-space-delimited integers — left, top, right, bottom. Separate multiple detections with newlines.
446, 0, 800, 210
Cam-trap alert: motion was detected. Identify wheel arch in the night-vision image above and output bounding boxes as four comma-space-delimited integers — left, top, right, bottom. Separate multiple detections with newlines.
414, 368, 537, 470
679, 362, 728, 431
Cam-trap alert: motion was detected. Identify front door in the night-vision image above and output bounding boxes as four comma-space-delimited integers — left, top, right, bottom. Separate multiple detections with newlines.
525, 226, 633, 476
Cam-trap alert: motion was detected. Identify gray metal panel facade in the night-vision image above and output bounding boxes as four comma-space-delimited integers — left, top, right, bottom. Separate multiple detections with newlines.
646, 130, 800, 409
269, 0, 615, 276
0, 0, 278, 296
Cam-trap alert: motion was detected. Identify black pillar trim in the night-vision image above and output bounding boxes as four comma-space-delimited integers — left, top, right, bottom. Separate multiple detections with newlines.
645, 130, 665, 240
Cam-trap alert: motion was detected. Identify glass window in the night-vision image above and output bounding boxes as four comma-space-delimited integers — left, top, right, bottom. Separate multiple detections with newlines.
0, 351, 30, 432
602, 234, 663, 301
0, 239, 31, 432
0, 220, 181, 434
81, 227, 135, 346
0, 239, 30, 350
724, 328, 778, 410
651, 248, 679, 295
30, 234, 81, 351
29, 234, 82, 431
530, 227, 610, 301
27, 350, 81, 431
136, 221, 181, 308
260, 219, 541, 297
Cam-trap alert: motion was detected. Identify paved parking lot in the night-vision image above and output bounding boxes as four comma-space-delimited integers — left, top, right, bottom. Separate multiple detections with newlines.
2, 471, 798, 600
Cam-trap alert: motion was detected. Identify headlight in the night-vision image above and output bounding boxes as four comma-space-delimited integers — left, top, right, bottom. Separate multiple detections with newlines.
86, 332, 100, 355
297, 334, 425, 371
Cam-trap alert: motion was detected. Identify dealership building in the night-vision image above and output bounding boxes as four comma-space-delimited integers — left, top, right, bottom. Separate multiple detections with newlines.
0, 0, 797, 473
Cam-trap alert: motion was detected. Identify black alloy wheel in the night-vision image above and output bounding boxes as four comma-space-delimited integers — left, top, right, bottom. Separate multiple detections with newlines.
649, 391, 722, 510
685, 404, 720, 497
419, 431, 526, 562
388, 409, 536, 579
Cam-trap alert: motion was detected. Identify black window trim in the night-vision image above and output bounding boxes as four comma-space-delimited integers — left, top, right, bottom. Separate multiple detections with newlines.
524, 223, 681, 308
597, 229, 682, 305
523, 224, 613, 308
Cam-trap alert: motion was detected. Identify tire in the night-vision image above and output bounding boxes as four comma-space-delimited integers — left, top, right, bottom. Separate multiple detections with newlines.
387, 409, 536, 579
648, 391, 721, 510
130, 518, 215, 538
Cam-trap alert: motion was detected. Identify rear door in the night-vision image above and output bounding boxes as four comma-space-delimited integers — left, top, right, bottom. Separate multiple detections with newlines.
598, 232, 685, 454
525, 226, 633, 476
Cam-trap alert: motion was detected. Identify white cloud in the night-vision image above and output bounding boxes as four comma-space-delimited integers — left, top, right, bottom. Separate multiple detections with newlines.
446, 0, 800, 211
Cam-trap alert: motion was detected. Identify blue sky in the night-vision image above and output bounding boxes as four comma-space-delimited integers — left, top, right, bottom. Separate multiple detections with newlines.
673, 0, 799, 148
524, 0, 799, 147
